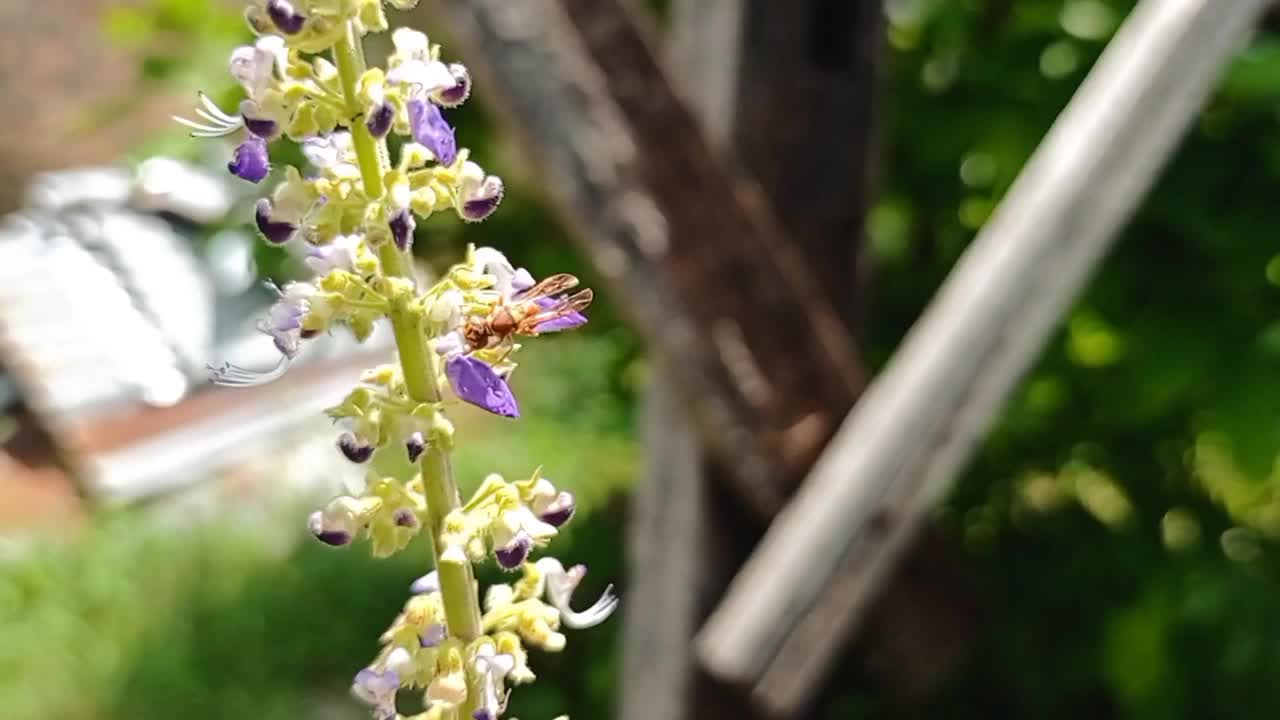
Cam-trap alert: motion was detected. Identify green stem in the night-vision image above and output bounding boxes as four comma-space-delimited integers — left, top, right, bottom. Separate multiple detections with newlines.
335, 22, 483, 718
380, 245, 483, 639
332, 23, 385, 199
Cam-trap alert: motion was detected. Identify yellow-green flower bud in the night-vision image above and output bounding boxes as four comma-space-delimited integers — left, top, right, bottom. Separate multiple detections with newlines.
494, 632, 535, 684
410, 187, 438, 217
356, 0, 388, 34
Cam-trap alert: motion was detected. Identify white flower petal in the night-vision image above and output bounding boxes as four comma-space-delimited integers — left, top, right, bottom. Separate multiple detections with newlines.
385, 647, 414, 674
391, 28, 430, 59
485, 583, 514, 611
410, 571, 440, 594
387, 59, 456, 95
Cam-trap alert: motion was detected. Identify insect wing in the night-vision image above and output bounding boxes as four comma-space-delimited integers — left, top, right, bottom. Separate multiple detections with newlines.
516, 289, 594, 334
512, 273, 579, 302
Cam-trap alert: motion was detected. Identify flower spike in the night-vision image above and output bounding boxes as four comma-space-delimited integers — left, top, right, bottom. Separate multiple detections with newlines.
190, 9, 614, 719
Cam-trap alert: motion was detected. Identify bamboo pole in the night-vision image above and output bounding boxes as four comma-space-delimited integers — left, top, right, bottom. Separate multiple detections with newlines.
697, 1, 1271, 714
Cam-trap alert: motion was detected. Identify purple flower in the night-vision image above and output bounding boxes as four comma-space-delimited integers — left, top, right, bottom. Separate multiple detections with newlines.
455, 162, 504, 222
388, 209, 415, 251
495, 530, 533, 570
405, 432, 426, 462
420, 623, 447, 648
254, 199, 295, 244
531, 296, 588, 333
210, 280, 313, 387
174, 39, 282, 140
266, 0, 306, 34
366, 101, 395, 138
260, 282, 315, 358
445, 356, 518, 418
304, 234, 360, 275
352, 666, 400, 720
471, 646, 515, 720
407, 98, 457, 166
228, 135, 270, 183
337, 432, 375, 463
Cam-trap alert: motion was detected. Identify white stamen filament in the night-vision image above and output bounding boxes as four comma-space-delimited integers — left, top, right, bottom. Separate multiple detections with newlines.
207, 357, 291, 387
173, 93, 244, 137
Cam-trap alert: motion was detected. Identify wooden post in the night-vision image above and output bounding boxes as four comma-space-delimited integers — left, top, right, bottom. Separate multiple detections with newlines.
729, 0, 883, 333
697, 1, 1271, 716
620, 7, 750, 720
618, 369, 705, 720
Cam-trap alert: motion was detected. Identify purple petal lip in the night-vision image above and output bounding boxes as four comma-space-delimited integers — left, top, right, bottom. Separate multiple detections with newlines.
228, 135, 270, 183
392, 508, 418, 528
366, 102, 395, 139
539, 492, 576, 528
407, 98, 457, 166
495, 532, 532, 570
461, 195, 502, 222
389, 208, 415, 251
405, 432, 426, 462
267, 0, 306, 34
244, 116, 278, 139
308, 511, 352, 547
437, 71, 471, 107
445, 355, 519, 418
314, 529, 352, 546
337, 432, 375, 463
472, 710, 494, 720
255, 199, 295, 244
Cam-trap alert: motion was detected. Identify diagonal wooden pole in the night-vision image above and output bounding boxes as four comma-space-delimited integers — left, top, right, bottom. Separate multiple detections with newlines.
697, 0, 1272, 715
429, 0, 866, 520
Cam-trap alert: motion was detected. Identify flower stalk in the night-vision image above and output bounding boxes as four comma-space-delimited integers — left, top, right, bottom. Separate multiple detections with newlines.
340, 24, 486, 662
332, 24, 386, 198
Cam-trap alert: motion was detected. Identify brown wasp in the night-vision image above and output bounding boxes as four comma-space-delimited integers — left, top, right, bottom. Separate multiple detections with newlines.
463, 273, 594, 350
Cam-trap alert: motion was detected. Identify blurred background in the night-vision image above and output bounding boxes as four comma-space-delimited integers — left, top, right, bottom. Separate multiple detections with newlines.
3, 0, 1280, 719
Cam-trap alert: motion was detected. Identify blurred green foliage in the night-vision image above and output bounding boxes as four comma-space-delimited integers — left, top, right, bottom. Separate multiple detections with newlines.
871, 1, 1280, 717
0, 505, 623, 720
12, 0, 1280, 718
0, 330, 633, 720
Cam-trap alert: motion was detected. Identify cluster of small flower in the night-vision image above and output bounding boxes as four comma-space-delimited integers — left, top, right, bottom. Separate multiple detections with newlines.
350, 485, 615, 720
179, 2, 614, 719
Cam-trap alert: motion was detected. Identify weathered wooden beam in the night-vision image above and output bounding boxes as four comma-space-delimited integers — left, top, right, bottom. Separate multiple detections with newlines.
430, 0, 866, 517
696, 0, 1272, 715
730, 0, 882, 333
667, 0, 744, 146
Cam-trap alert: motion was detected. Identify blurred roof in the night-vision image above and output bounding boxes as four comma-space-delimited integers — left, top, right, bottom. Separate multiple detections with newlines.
0, 159, 389, 523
